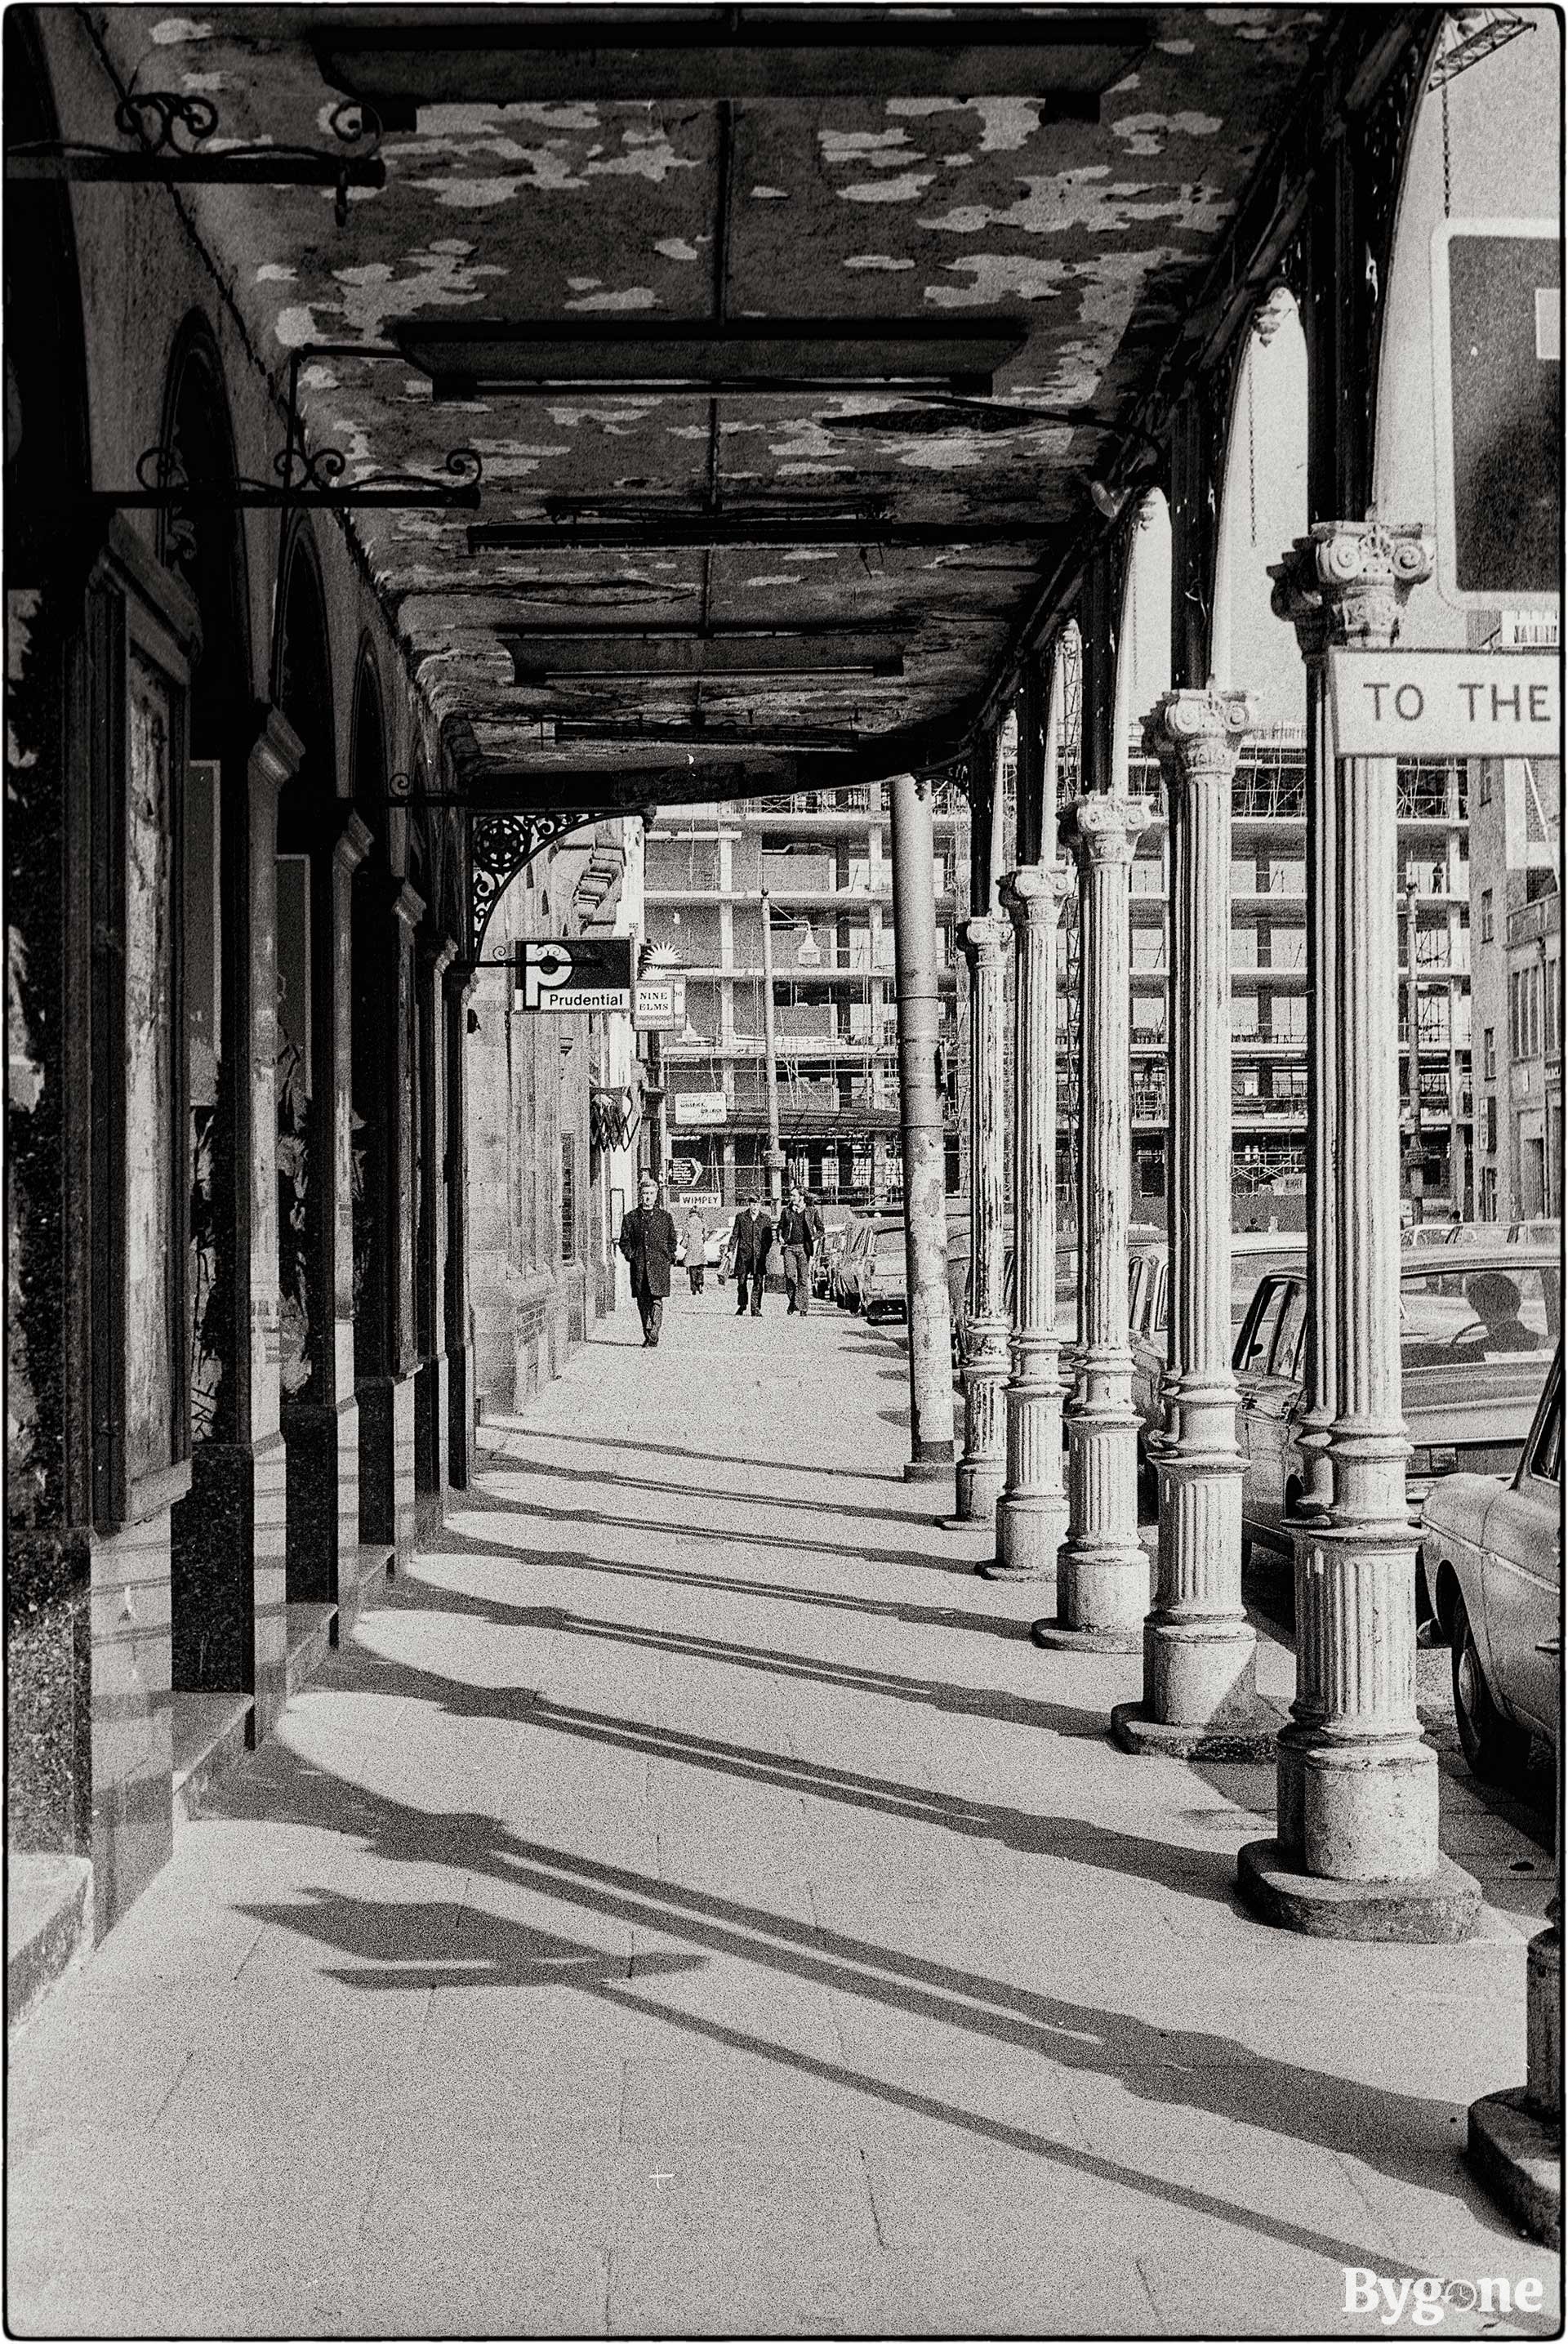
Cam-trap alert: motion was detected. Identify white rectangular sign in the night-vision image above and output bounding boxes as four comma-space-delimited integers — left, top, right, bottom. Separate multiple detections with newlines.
632, 976, 684, 1030
673, 1090, 727, 1128
1326, 651, 1560, 757
676, 1190, 722, 1208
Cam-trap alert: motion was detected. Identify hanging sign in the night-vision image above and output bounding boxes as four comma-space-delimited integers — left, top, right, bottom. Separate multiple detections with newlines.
1326, 651, 1559, 757
673, 1090, 727, 1128
513, 935, 632, 1012
632, 973, 686, 1030
1430, 219, 1561, 608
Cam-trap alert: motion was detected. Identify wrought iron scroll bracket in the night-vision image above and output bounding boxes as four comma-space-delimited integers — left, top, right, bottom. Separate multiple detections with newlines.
7, 94, 385, 225
76, 347, 482, 523
469, 808, 626, 963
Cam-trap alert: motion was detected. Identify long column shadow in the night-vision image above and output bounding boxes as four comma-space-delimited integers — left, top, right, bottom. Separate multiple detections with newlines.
388, 1564, 1109, 1741
479, 1425, 905, 1486
211, 1739, 1525, 2253
415, 1535, 1036, 1643
479, 1451, 938, 1532
443, 1486, 976, 1574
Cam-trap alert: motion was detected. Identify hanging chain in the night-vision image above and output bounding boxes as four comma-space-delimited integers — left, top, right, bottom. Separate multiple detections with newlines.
1247, 357, 1258, 546
1441, 62, 1453, 219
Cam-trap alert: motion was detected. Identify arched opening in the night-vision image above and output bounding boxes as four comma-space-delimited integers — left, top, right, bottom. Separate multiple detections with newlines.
274, 528, 344, 1602
1374, 13, 1561, 1224
160, 319, 265, 1709
1209, 292, 1311, 1223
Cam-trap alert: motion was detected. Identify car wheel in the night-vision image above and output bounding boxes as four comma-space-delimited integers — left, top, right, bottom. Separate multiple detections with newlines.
1450, 1593, 1530, 1784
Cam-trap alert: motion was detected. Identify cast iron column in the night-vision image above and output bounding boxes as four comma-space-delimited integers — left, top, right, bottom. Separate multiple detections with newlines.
1240, 520, 1481, 1940
1036, 794, 1150, 1645
986, 860, 1072, 1578
1114, 688, 1276, 1757
889, 770, 956, 1480
951, 910, 1011, 1522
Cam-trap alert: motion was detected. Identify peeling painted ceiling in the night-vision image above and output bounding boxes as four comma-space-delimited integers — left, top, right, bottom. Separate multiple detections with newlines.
92, 5, 1334, 800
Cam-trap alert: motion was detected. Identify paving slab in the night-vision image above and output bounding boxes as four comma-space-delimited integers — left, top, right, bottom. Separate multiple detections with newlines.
7, 1287, 1561, 2336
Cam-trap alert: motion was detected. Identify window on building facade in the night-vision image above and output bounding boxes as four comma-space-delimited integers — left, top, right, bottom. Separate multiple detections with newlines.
1271, 996, 1307, 1042
1131, 992, 1166, 1041
1481, 1165, 1498, 1218
1484, 1094, 1499, 1155
1483, 1026, 1496, 1079
1547, 956, 1561, 1056
1232, 987, 1259, 1039
1481, 888, 1494, 943
1478, 763, 1493, 807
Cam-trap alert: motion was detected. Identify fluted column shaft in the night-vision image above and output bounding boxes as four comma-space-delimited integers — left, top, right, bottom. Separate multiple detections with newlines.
1130, 688, 1268, 1745
1240, 520, 1480, 1941
953, 912, 1012, 1521
1050, 795, 1149, 1635
989, 862, 1072, 1577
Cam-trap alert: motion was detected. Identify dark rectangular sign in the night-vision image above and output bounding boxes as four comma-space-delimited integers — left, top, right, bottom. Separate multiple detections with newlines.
512, 935, 632, 1013
1432, 220, 1561, 606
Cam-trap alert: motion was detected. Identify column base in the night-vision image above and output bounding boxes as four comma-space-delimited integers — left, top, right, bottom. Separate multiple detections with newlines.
983, 1493, 1070, 1579
948, 1455, 1005, 1525
1032, 1616, 1142, 1655
1235, 1837, 1482, 1942
1058, 1540, 1151, 1638
1143, 1612, 1262, 1738
1112, 1700, 1285, 1762
1467, 2088, 1563, 2249
903, 1455, 954, 1484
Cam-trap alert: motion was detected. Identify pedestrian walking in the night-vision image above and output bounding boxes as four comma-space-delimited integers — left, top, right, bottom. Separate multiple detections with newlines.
682, 1204, 709, 1295
619, 1174, 679, 1348
726, 1194, 775, 1317
777, 1184, 818, 1316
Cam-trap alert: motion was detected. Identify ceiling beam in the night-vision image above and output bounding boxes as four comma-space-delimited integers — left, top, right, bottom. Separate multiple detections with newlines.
471, 515, 1052, 552
392, 318, 1027, 400
502, 631, 904, 682
312, 12, 1150, 114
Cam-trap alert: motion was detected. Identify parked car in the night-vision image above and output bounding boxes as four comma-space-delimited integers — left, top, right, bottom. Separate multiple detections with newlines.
1129, 1231, 1307, 1455
1508, 1216, 1561, 1249
1233, 1241, 1561, 1561
1419, 1344, 1561, 1780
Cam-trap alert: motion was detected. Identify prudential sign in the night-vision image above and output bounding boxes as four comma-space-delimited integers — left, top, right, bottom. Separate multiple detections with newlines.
513, 937, 633, 1012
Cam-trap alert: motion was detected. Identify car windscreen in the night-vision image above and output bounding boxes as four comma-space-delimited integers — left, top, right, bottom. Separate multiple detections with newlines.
1401, 1263, 1561, 1370
872, 1231, 903, 1263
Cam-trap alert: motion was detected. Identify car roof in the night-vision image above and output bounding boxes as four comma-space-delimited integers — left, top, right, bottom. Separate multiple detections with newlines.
1401, 1241, 1560, 1274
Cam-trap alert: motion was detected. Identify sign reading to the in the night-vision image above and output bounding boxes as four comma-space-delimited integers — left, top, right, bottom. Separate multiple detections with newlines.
1326, 651, 1560, 757
1431, 219, 1561, 608
672, 1090, 727, 1128
513, 935, 633, 1013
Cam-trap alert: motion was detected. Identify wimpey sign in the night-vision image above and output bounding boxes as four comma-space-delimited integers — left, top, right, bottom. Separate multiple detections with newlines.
1326, 652, 1560, 758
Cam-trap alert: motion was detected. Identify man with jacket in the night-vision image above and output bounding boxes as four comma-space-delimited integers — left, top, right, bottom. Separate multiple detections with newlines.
619, 1174, 679, 1348
777, 1186, 818, 1317
727, 1195, 775, 1317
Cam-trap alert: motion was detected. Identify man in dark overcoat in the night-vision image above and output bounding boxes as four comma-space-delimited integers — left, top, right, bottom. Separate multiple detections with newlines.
727, 1194, 776, 1317
619, 1174, 679, 1348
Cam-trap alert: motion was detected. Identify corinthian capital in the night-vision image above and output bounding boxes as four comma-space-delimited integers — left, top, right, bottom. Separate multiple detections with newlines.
1061, 793, 1152, 869
999, 860, 1073, 931
963, 911, 1012, 968
1268, 519, 1434, 659
1141, 686, 1255, 790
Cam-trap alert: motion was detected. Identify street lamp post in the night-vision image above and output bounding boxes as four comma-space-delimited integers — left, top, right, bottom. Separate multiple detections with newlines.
760, 886, 783, 1205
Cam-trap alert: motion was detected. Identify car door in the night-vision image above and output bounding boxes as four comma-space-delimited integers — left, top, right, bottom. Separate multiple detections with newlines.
1234, 1276, 1299, 1545
1480, 1353, 1562, 1741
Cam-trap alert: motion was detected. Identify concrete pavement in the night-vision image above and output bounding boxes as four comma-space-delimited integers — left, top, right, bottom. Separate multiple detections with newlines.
8, 1287, 1561, 2337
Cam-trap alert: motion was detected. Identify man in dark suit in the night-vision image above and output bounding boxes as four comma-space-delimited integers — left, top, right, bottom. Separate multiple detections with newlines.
619, 1174, 679, 1347
727, 1195, 775, 1317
